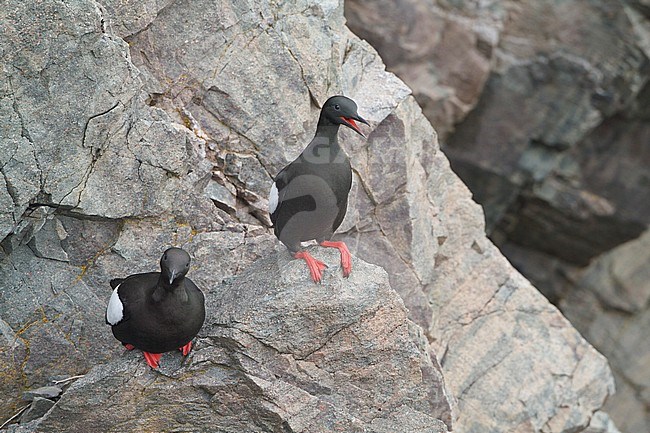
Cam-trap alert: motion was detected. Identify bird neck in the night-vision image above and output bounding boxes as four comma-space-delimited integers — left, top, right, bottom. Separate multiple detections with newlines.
314, 114, 341, 142
157, 275, 182, 291
153, 277, 188, 302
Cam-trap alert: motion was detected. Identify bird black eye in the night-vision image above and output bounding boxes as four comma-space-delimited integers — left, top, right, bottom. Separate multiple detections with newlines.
163, 254, 168, 261
185, 263, 189, 268
334, 104, 340, 110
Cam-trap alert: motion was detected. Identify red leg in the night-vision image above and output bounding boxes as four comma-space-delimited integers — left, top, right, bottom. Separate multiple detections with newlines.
179, 341, 192, 356
143, 352, 163, 369
123, 343, 136, 351
320, 241, 352, 277
294, 251, 327, 283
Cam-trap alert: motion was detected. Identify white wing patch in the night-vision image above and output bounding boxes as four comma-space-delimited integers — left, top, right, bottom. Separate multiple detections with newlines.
106, 284, 124, 325
269, 182, 279, 214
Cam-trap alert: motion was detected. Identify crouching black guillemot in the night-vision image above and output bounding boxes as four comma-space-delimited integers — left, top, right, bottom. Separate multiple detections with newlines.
105, 247, 205, 368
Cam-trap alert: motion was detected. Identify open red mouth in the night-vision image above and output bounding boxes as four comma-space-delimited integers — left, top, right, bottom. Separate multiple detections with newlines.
341, 116, 365, 137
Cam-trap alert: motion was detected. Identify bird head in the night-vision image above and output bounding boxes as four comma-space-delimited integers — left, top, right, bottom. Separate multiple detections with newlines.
160, 247, 191, 285
321, 95, 369, 137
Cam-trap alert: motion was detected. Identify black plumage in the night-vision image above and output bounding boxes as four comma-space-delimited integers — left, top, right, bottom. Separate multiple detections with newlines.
269, 95, 368, 282
106, 247, 205, 368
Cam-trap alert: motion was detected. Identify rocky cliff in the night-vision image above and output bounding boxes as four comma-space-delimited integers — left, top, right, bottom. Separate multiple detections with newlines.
346, 0, 649, 260
560, 230, 650, 433
6, 249, 451, 433
346, 1, 649, 431
1, 1, 615, 432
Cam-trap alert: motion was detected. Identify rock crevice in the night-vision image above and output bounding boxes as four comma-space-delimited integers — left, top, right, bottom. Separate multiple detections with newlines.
0, 1, 617, 432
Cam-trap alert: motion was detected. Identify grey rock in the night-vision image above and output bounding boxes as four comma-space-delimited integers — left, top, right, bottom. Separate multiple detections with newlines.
340, 95, 615, 433
0, 139, 40, 240
0, 78, 41, 241
0, 244, 113, 385
99, 0, 175, 39
346, 3, 648, 431
0, 0, 617, 432
20, 398, 55, 423
205, 179, 237, 214
2, 0, 137, 211
0, 206, 48, 258
346, 0, 495, 141
579, 229, 650, 313
0, 317, 28, 421
585, 411, 623, 433
346, 0, 650, 262
22, 386, 62, 402
561, 230, 650, 433
21, 249, 451, 432
27, 218, 69, 262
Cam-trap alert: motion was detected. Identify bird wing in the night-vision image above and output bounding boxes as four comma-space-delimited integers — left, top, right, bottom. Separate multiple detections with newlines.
269, 164, 293, 225
106, 281, 127, 325
105, 273, 156, 325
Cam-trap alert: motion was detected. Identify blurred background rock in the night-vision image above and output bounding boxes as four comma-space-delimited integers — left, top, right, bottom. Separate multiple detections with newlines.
346, 1, 649, 432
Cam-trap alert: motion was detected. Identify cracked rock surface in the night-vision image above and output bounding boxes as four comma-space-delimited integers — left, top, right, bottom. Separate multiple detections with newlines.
346, 0, 649, 264
1, 0, 615, 432
9, 249, 451, 433
560, 230, 650, 433
346, 1, 648, 432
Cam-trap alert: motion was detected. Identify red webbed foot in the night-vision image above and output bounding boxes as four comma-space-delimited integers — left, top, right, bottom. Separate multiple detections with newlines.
123, 343, 136, 351
294, 251, 327, 283
143, 352, 163, 369
179, 341, 192, 356
320, 241, 352, 277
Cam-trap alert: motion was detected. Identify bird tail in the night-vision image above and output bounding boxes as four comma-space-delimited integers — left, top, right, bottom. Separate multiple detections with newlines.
109, 278, 125, 289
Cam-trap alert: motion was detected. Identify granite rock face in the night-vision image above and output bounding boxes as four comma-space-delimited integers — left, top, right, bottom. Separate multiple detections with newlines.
1, 0, 615, 432
560, 230, 650, 433
346, 0, 495, 141
347, 0, 649, 262
9, 249, 451, 433
346, 1, 649, 431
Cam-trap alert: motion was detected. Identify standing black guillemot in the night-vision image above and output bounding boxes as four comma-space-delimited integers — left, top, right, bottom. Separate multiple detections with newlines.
269, 95, 369, 282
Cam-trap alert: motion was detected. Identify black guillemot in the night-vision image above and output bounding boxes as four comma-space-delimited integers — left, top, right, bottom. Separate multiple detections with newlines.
269, 95, 368, 282
105, 247, 205, 368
